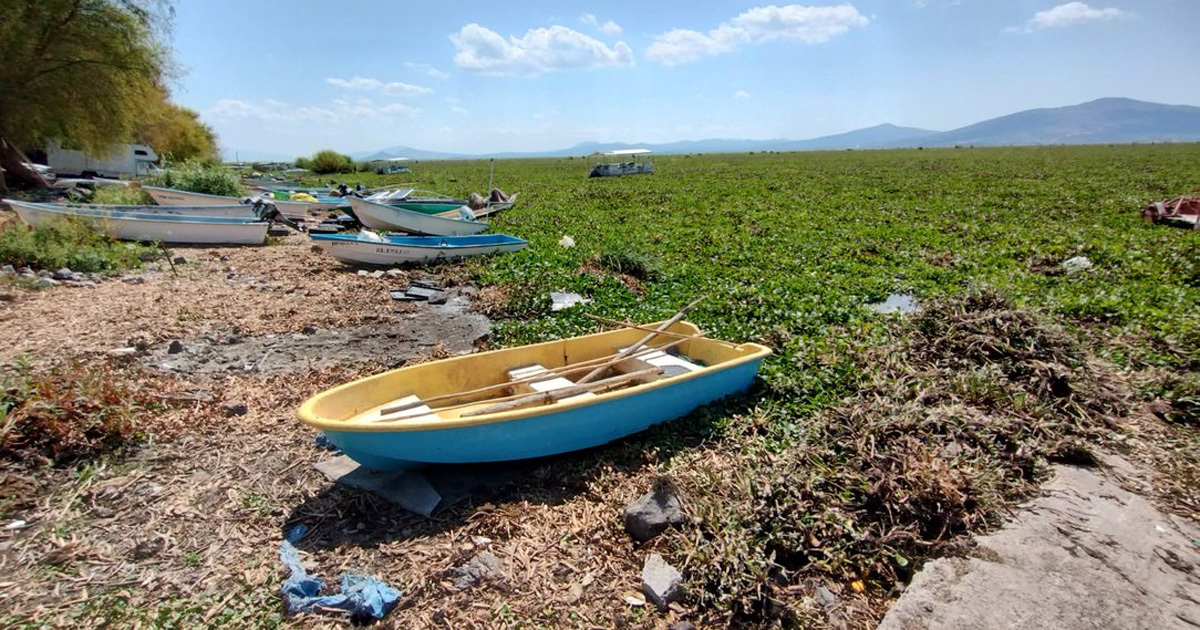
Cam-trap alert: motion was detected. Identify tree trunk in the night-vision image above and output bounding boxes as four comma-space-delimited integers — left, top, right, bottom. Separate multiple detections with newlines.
0, 138, 50, 190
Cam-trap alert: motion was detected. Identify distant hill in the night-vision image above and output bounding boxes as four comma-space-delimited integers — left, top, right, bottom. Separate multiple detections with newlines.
907, 98, 1200, 147
270, 97, 1200, 161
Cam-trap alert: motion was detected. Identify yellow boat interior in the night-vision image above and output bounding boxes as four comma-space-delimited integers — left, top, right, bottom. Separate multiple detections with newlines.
297, 321, 771, 432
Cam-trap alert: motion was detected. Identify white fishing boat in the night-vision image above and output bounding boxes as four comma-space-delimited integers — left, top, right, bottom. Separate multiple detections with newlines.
309, 231, 527, 266
4, 199, 270, 245
347, 196, 487, 236
143, 185, 342, 218
589, 149, 655, 178
52, 202, 260, 218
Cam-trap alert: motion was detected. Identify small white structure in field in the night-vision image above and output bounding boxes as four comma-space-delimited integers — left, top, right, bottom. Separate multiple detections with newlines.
589, 149, 654, 178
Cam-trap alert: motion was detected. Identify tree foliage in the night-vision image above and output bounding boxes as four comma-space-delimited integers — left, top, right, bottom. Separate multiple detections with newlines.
0, 0, 172, 156
134, 88, 219, 163
309, 149, 356, 174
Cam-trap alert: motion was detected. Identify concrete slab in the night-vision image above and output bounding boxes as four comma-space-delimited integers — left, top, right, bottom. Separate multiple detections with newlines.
878, 459, 1200, 630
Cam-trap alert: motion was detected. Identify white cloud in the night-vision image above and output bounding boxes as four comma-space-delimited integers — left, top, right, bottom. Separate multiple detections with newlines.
452, 106, 470, 116
451, 23, 634, 76
734, 90, 751, 99
580, 13, 623, 37
210, 97, 420, 124
1005, 2, 1127, 33
648, 4, 869, 66
325, 76, 433, 97
404, 62, 450, 79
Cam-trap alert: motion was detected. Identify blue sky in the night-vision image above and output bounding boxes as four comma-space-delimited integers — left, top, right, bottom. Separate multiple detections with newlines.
168, 1, 1200, 159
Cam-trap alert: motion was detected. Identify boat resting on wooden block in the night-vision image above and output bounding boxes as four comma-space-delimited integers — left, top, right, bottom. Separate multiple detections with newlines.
4, 199, 270, 245
308, 231, 528, 266
347, 196, 487, 236
296, 322, 771, 470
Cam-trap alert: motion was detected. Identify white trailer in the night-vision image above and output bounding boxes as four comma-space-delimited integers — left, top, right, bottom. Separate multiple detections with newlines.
46, 141, 162, 178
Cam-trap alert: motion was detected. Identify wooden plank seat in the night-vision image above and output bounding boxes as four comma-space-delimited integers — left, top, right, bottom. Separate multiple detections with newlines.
618, 347, 703, 378
366, 394, 439, 423
507, 364, 597, 402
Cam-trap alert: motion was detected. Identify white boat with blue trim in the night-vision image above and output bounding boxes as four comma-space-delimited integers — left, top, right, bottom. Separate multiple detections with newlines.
309, 231, 527, 266
4, 198, 270, 245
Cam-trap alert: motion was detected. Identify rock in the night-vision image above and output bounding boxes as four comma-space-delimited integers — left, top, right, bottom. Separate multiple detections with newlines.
122, 276, 145, 284
137, 251, 159, 262
221, 400, 249, 417
1062, 256, 1093, 274
167, 340, 185, 354
108, 347, 138, 356
428, 294, 448, 305
386, 269, 403, 277
172, 256, 187, 265
16, 267, 31, 275
814, 584, 838, 609
451, 551, 506, 590
641, 553, 684, 611
301, 326, 318, 335
1, 265, 14, 275
624, 478, 688, 542
36, 269, 51, 278
35, 277, 58, 288
670, 623, 696, 630
357, 270, 369, 277
370, 270, 386, 279
53, 267, 74, 280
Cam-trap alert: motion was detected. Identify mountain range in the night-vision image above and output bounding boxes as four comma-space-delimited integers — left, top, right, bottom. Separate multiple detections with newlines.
225, 98, 1200, 162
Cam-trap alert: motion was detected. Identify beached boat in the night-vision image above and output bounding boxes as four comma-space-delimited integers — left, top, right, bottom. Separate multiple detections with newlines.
589, 149, 655, 178
4, 199, 270, 245
364, 188, 468, 215
309, 231, 527, 266
346, 196, 487, 236
51, 202, 261, 218
143, 185, 342, 218
297, 320, 771, 470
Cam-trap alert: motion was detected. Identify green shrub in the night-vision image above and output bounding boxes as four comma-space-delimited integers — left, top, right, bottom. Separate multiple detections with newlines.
90, 186, 154, 205
309, 149, 355, 174
596, 248, 663, 281
0, 218, 153, 273
144, 160, 243, 196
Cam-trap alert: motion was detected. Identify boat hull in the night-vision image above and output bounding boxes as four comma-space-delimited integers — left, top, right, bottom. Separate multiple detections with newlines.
5, 199, 268, 245
323, 359, 762, 469
143, 185, 341, 218
297, 322, 771, 470
347, 196, 487, 236
54, 203, 259, 218
309, 233, 527, 265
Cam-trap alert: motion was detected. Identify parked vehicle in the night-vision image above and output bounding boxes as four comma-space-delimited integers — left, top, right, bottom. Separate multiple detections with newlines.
46, 141, 162, 179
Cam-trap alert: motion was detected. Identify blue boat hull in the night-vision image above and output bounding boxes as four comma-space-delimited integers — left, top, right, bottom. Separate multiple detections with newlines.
322, 358, 764, 470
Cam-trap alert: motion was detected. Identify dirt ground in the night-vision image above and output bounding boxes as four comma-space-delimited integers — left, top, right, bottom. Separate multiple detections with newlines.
0, 230, 1196, 629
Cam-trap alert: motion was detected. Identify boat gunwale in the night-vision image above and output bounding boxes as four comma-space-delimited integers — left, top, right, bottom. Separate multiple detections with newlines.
308, 233, 527, 249
348, 196, 486, 228
296, 322, 771, 433
4, 199, 269, 226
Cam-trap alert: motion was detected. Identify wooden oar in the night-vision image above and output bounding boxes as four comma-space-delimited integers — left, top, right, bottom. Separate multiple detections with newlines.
460, 367, 662, 418
575, 296, 705, 385
582, 313, 735, 347
375, 336, 697, 418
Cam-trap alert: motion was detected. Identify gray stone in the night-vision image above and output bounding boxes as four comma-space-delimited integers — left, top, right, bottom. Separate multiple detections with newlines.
16, 267, 31, 275
53, 267, 74, 280
1, 265, 14, 275
878, 456, 1200, 630
122, 276, 145, 284
624, 478, 688, 542
221, 400, 249, 417
356, 270, 369, 277
641, 553, 684, 611
814, 584, 837, 609
386, 268, 404, 277
370, 270, 386, 279
35, 277, 58, 288
451, 551, 506, 590
36, 269, 51, 278
428, 294, 448, 305
167, 340, 185, 354
172, 256, 187, 265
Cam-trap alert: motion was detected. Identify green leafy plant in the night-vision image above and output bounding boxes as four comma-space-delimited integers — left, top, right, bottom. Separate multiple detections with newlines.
144, 160, 243, 196
0, 218, 154, 273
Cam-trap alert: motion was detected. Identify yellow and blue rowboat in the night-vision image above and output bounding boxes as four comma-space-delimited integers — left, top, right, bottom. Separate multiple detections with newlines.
297, 322, 771, 470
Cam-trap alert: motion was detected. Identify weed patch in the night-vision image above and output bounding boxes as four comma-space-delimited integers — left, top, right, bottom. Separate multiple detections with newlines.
0, 218, 154, 273
145, 160, 242, 197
